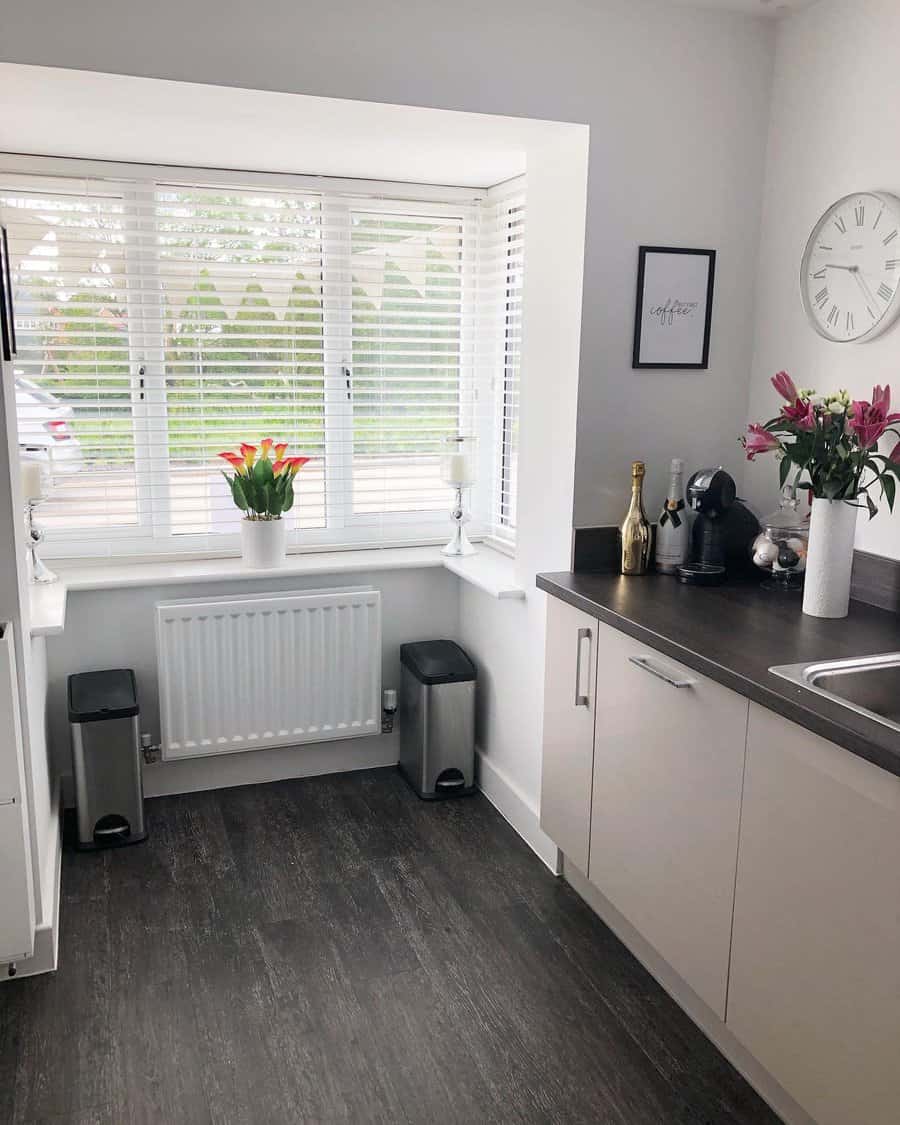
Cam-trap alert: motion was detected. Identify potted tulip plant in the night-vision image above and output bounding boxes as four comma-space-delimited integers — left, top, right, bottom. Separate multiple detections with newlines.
219, 439, 310, 568
742, 371, 900, 618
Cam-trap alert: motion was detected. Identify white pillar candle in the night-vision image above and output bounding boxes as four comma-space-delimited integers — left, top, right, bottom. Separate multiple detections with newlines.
442, 452, 475, 486
21, 460, 47, 501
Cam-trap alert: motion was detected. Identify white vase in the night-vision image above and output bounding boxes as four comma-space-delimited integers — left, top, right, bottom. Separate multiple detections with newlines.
240, 517, 286, 569
802, 498, 858, 619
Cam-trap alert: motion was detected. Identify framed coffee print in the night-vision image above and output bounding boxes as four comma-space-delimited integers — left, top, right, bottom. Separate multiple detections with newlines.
632, 246, 716, 370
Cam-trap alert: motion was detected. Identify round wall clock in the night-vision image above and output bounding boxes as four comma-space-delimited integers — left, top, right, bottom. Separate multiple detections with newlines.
800, 191, 900, 343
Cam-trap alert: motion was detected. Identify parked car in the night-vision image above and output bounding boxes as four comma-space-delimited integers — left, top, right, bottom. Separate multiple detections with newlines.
15, 377, 84, 474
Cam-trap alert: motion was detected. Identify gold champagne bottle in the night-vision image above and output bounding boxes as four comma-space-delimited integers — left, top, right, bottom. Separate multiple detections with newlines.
620, 461, 652, 576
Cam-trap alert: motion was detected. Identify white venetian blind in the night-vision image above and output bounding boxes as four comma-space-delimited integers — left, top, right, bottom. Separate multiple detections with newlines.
0, 166, 523, 559
479, 186, 525, 545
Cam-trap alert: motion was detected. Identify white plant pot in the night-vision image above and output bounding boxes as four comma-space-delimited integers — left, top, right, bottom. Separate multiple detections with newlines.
802, 498, 858, 619
240, 517, 286, 569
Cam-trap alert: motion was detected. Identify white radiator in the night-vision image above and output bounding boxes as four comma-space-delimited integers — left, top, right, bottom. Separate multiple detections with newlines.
156, 587, 382, 760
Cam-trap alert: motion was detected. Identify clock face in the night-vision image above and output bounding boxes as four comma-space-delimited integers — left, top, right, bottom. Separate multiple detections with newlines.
800, 191, 900, 343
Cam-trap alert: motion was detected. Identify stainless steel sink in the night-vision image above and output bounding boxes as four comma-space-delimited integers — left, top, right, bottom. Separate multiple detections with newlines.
770, 653, 900, 732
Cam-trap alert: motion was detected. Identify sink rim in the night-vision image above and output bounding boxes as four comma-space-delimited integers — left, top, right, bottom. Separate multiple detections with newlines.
770, 651, 900, 735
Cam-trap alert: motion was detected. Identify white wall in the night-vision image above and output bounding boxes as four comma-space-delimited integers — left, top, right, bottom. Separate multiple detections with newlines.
745, 0, 900, 558
0, 0, 775, 525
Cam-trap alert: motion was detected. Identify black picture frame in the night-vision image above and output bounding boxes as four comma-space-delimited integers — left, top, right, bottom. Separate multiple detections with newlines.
632, 246, 715, 370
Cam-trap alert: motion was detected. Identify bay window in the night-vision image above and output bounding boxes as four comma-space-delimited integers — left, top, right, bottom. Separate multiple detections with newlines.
0, 165, 524, 558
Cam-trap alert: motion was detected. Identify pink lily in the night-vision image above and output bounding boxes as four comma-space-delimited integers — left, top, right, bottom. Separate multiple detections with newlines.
782, 397, 816, 431
742, 423, 781, 461
848, 384, 900, 449
771, 370, 799, 403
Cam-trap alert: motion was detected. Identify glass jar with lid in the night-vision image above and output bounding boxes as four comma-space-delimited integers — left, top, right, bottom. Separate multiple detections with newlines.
751, 484, 810, 590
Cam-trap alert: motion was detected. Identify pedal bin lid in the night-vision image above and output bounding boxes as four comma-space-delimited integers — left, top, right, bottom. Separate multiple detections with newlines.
400, 640, 476, 685
68, 668, 139, 723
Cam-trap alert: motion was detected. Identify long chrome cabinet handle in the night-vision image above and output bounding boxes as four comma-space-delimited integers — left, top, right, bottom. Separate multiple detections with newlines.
628, 654, 697, 689
575, 627, 592, 707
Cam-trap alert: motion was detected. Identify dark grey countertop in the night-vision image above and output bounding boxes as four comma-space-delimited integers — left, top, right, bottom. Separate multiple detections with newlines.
537, 570, 900, 780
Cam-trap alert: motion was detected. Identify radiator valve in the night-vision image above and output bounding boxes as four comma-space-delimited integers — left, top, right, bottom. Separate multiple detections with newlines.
382, 688, 398, 734
140, 732, 162, 764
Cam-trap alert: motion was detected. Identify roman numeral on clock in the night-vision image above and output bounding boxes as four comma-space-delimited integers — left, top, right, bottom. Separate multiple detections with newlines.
846, 311, 854, 333
883, 229, 898, 246
886, 259, 900, 271
815, 286, 828, 308
855, 204, 865, 226
834, 216, 847, 234
811, 268, 827, 280
878, 282, 894, 302
827, 304, 840, 326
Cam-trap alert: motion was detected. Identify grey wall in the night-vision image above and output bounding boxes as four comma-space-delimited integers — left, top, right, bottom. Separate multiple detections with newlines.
48, 567, 459, 796
745, 0, 900, 560
0, 0, 776, 525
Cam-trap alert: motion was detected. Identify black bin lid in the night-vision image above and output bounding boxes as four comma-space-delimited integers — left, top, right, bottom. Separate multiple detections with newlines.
400, 640, 476, 685
68, 669, 139, 723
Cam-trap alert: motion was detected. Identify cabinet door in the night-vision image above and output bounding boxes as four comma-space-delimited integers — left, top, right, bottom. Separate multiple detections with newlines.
728, 704, 900, 1125
588, 623, 748, 1018
540, 597, 598, 872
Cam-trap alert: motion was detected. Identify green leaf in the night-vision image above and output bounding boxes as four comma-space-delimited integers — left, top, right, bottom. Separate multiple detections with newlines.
866, 493, 878, 520
254, 457, 275, 487
241, 474, 260, 515
281, 480, 295, 513
883, 473, 896, 512
778, 456, 791, 489
223, 471, 249, 512
265, 482, 282, 517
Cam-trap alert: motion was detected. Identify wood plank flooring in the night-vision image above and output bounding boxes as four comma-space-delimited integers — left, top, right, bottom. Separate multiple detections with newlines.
0, 768, 781, 1124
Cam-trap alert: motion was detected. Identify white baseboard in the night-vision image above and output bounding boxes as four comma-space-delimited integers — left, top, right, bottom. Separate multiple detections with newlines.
475, 748, 560, 872
142, 731, 399, 799
4, 785, 63, 981
563, 859, 816, 1125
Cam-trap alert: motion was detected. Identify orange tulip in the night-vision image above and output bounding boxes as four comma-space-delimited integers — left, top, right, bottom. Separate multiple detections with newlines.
272, 459, 287, 476
287, 456, 311, 476
240, 442, 257, 468
274, 442, 288, 461
260, 438, 273, 459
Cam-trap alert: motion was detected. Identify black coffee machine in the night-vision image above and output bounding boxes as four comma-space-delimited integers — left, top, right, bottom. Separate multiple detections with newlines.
677, 467, 760, 586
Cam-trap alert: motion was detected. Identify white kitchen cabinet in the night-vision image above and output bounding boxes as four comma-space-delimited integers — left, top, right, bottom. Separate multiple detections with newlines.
728, 703, 900, 1125
588, 622, 748, 1019
540, 597, 598, 872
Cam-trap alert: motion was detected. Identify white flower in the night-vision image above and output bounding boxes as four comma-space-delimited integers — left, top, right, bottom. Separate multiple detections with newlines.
809, 395, 826, 408
828, 401, 845, 414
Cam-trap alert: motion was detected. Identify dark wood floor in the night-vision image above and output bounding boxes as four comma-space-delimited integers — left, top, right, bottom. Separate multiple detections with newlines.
1, 768, 781, 1125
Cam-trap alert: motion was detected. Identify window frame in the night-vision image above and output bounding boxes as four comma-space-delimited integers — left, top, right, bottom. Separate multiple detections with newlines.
0, 156, 516, 560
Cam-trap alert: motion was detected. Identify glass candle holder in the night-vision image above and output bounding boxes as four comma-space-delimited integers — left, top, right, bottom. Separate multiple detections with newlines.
441, 436, 477, 556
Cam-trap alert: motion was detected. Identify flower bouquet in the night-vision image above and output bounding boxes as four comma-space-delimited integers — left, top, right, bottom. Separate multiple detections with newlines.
219, 439, 310, 568
742, 372, 900, 617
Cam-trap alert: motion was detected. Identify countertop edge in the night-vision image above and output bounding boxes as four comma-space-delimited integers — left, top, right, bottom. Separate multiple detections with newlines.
537, 573, 900, 781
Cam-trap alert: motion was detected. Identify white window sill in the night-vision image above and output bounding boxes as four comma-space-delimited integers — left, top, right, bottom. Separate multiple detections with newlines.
31, 545, 525, 636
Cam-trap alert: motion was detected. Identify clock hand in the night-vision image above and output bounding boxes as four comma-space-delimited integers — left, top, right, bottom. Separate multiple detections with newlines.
852, 269, 879, 314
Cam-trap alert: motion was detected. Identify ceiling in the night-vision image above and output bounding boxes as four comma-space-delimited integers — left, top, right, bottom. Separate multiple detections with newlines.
667, 0, 818, 15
